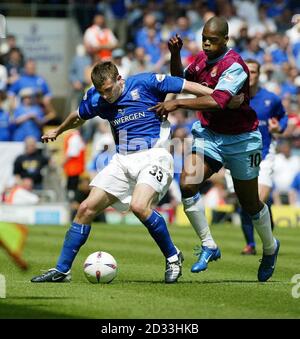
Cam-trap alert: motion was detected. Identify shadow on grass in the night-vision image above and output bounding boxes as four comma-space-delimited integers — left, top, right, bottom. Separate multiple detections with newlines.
8, 296, 73, 300
119, 279, 284, 284
0, 302, 84, 319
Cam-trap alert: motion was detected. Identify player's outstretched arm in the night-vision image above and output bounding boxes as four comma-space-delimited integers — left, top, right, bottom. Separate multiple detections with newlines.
41, 111, 85, 143
183, 81, 244, 106
169, 34, 184, 77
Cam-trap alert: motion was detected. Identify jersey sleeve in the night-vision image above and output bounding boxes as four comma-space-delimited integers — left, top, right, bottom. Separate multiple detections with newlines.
211, 62, 248, 108
78, 87, 99, 120
214, 62, 247, 95
147, 73, 184, 94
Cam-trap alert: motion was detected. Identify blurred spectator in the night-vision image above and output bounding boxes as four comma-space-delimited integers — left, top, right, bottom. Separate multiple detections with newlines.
69, 44, 92, 110
13, 137, 49, 190
140, 28, 162, 64
135, 13, 161, 48
11, 88, 45, 142
8, 59, 56, 124
0, 91, 11, 141
276, 8, 293, 33
240, 37, 265, 65
83, 13, 119, 62
170, 16, 196, 61
264, 0, 288, 19
234, 23, 249, 53
270, 36, 290, 65
0, 34, 24, 68
272, 140, 300, 204
4, 48, 23, 87
107, 0, 128, 48
280, 64, 299, 98
128, 47, 154, 76
3, 177, 39, 205
234, 0, 259, 25
63, 130, 86, 199
287, 13, 300, 44
112, 48, 131, 79
249, 4, 277, 37
288, 171, 300, 205
0, 61, 8, 91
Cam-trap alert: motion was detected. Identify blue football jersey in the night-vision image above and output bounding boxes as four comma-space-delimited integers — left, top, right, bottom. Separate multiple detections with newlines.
250, 87, 287, 159
78, 73, 184, 152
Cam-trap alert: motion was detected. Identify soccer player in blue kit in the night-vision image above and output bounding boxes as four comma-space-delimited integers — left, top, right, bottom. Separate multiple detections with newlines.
237, 59, 287, 255
31, 61, 241, 284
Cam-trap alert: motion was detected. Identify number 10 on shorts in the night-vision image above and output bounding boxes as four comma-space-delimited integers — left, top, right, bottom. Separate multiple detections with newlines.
249, 153, 261, 167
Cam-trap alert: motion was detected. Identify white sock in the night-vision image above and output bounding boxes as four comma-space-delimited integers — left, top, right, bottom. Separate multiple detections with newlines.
251, 204, 276, 255
182, 193, 217, 249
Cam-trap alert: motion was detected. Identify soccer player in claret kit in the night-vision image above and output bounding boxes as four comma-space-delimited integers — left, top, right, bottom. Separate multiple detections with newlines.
31, 61, 241, 284
152, 16, 280, 282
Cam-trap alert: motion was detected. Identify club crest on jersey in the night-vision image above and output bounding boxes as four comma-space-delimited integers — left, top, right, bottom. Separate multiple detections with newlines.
155, 74, 166, 82
118, 108, 125, 115
264, 100, 271, 107
224, 74, 234, 82
130, 89, 140, 101
210, 66, 218, 77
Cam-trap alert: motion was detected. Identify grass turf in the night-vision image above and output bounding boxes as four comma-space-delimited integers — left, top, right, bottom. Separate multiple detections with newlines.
0, 222, 299, 319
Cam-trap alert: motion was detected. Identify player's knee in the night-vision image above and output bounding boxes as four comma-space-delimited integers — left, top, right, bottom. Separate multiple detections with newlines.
241, 201, 262, 216
77, 201, 97, 220
180, 181, 198, 198
130, 202, 149, 220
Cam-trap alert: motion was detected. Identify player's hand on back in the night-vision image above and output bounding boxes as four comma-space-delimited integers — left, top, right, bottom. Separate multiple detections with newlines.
227, 93, 244, 109
41, 129, 59, 143
168, 34, 183, 54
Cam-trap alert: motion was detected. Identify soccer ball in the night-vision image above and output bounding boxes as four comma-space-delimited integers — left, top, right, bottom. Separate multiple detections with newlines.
83, 251, 117, 284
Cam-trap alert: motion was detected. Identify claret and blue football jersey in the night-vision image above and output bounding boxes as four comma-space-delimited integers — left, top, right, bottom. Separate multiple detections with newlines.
78, 73, 184, 152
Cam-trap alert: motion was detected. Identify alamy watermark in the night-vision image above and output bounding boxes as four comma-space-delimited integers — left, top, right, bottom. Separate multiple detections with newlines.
291, 274, 300, 299
0, 274, 6, 298
0, 14, 6, 39
94, 131, 206, 185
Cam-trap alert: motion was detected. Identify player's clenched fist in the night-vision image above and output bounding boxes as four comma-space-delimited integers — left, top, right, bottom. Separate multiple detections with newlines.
168, 34, 183, 54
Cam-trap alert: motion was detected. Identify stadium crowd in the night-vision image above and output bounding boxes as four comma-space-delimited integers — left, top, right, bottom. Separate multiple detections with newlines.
1, 0, 300, 214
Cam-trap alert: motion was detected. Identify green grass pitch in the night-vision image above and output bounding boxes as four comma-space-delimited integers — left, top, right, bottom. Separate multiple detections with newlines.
0, 222, 299, 319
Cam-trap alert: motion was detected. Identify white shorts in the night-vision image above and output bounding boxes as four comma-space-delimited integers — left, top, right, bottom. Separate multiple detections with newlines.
90, 148, 174, 211
257, 142, 275, 188
225, 141, 276, 192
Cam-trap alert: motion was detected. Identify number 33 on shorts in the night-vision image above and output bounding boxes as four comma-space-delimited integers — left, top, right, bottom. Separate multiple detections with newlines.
149, 165, 164, 182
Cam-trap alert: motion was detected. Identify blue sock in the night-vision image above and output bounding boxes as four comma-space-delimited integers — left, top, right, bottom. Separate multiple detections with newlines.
143, 210, 177, 259
56, 222, 91, 273
240, 209, 255, 247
